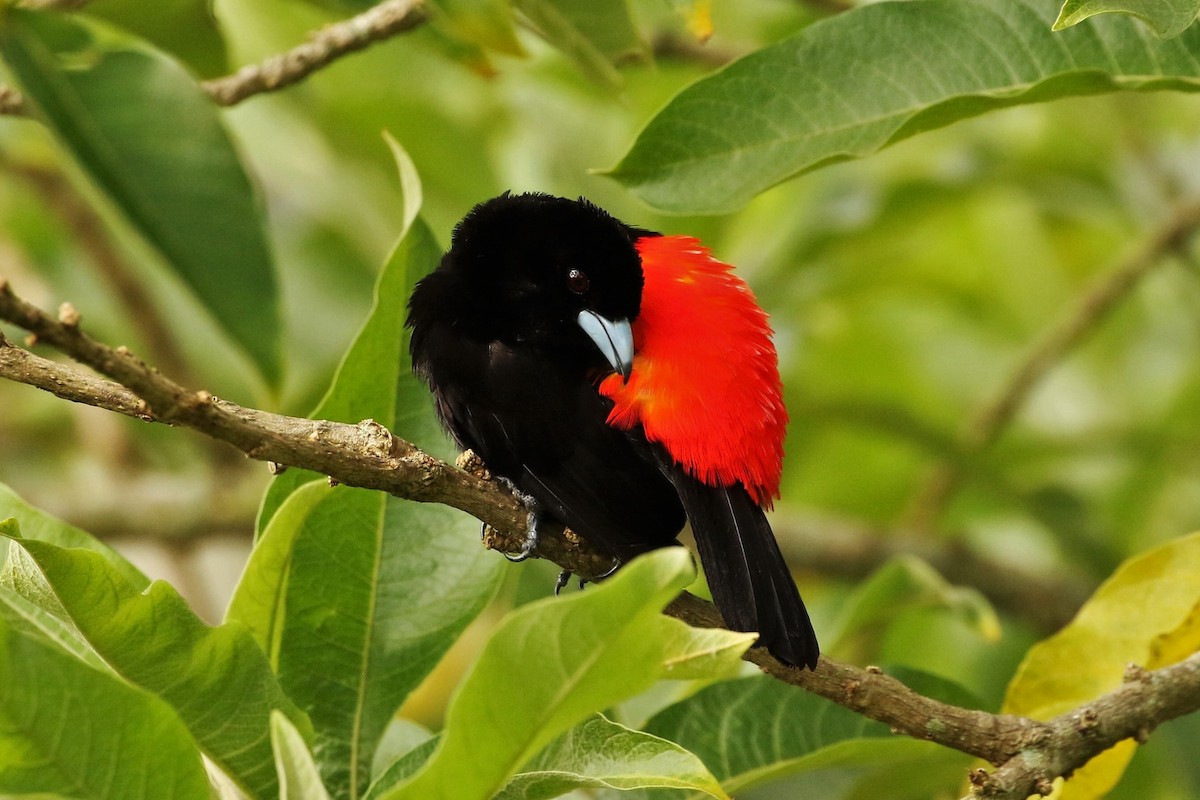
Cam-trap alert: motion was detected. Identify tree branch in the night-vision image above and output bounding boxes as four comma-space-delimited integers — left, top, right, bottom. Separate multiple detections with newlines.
2, 277, 1198, 798
0, 0, 428, 116
904, 199, 1200, 531
969, 656, 1200, 799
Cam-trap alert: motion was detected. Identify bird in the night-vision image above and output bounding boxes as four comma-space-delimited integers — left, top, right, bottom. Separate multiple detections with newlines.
406, 192, 818, 669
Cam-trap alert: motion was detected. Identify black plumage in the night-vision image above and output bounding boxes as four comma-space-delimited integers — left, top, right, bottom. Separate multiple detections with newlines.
407, 193, 818, 668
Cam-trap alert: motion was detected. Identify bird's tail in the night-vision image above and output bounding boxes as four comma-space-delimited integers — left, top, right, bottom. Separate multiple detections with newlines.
669, 468, 819, 669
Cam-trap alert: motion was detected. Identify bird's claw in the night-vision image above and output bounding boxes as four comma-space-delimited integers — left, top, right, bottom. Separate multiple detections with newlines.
554, 569, 571, 596
555, 557, 621, 595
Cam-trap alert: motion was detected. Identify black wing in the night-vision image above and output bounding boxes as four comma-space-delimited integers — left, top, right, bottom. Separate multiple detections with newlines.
412, 320, 685, 561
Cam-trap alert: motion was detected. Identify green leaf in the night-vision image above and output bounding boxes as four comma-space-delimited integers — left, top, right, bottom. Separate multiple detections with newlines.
0, 532, 309, 800
511, 0, 644, 86
0, 617, 211, 800
1002, 531, 1200, 798
239, 157, 500, 799
272, 710, 335, 800
1054, 0, 1200, 37
0, 545, 109, 673
364, 738, 441, 800
236, 481, 502, 800
495, 714, 728, 800
257, 169, 441, 531
0, 483, 147, 588
0, 9, 281, 384
825, 555, 1001, 663
227, 481, 335, 658
658, 617, 757, 680
644, 673, 949, 795
84, 0, 229, 76
381, 549, 702, 800
607, 0, 1200, 214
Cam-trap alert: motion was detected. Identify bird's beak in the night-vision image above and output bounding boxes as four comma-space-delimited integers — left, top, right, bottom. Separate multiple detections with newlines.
576, 310, 634, 380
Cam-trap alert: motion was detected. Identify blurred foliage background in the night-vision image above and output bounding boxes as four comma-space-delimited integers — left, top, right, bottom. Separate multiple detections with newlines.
2, 0, 1200, 796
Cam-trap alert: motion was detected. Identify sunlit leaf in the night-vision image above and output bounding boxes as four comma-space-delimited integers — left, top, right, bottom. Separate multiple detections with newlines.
256, 158, 442, 529
381, 549, 710, 800
0, 483, 146, 588
272, 710, 335, 800
1054, 0, 1200, 37
1002, 532, 1200, 798
495, 714, 728, 800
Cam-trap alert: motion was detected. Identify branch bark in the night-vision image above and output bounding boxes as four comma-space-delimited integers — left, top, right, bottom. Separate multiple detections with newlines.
0, 0, 428, 116
3, 277, 1199, 798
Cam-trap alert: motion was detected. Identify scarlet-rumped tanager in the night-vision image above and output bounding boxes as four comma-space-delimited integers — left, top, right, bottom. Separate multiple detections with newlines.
407, 193, 818, 669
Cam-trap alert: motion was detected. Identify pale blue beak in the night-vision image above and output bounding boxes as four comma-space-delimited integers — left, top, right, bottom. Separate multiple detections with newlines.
576, 310, 634, 380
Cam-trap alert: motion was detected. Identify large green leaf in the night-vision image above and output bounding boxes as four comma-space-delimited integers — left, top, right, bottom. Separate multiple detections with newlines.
1055, 0, 1200, 37
234, 480, 502, 800
236, 198, 505, 798
608, 0, 1200, 214
0, 530, 309, 800
0, 9, 281, 384
643, 673, 959, 796
382, 549, 751, 800
256, 146, 438, 530
85, 0, 228, 76
495, 714, 727, 800
0, 616, 211, 800
1002, 531, 1200, 798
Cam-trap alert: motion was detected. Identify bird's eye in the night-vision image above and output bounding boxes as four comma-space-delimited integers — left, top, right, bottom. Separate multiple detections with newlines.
567, 268, 590, 294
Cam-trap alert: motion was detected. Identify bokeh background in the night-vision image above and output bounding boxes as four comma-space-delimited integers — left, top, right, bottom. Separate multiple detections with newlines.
2, 1, 1200, 796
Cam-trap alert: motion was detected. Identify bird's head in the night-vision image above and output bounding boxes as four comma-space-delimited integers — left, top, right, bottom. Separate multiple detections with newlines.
442, 192, 646, 379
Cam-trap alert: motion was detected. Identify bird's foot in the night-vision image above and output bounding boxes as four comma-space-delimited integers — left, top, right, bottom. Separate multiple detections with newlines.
493, 477, 542, 562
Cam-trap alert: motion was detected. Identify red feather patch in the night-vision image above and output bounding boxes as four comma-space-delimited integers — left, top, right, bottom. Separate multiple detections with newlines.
599, 235, 787, 507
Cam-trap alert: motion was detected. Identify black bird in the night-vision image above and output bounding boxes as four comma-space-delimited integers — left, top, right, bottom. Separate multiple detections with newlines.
407, 193, 818, 668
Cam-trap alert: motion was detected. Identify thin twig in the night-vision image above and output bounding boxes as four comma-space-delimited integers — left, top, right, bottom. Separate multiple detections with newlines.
2, 277, 1199, 796
0, 0, 428, 116
201, 0, 427, 106
904, 199, 1200, 531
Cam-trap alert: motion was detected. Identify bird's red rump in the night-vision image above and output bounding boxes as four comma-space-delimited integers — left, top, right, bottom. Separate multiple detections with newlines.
598, 234, 788, 507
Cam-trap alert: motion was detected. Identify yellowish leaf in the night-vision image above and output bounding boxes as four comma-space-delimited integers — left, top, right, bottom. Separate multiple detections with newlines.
1001, 532, 1200, 799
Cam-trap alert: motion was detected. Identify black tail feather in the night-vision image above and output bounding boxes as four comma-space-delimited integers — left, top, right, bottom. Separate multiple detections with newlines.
669, 468, 819, 669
